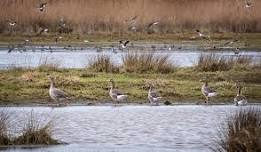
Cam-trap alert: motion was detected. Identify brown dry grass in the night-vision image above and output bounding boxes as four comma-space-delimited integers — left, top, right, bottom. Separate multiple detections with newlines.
122, 52, 175, 73
0, 0, 260, 34
214, 108, 261, 152
88, 55, 119, 73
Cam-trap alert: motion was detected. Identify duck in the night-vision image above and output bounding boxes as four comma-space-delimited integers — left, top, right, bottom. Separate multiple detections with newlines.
201, 80, 217, 104
148, 85, 162, 106
109, 79, 128, 104
48, 76, 70, 105
234, 83, 247, 106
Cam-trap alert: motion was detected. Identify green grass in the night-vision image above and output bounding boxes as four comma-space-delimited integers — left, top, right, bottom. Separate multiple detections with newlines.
1, 33, 261, 49
0, 67, 260, 104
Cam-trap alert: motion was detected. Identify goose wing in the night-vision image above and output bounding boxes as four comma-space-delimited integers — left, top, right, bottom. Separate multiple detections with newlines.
52, 88, 69, 99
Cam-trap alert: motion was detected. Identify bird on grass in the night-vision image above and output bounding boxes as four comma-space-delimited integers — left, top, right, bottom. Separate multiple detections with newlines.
200, 79, 217, 104
109, 79, 128, 104
48, 76, 70, 106
148, 85, 162, 106
119, 40, 130, 50
234, 82, 247, 106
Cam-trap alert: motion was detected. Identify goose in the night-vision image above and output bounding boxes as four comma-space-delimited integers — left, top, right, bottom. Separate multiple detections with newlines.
234, 83, 247, 106
109, 79, 128, 104
48, 76, 70, 105
148, 85, 162, 106
201, 80, 217, 104
119, 40, 130, 50
196, 30, 211, 41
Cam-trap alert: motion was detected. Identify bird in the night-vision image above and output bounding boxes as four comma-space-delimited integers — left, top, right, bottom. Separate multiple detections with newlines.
201, 80, 217, 104
109, 79, 128, 104
234, 48, 240, 55
38, 2, 47, 12
196, 30, 211, 41
245, 1, 252, 8
223, 39, 239, 46
8, 21, 16, 27
119, 40, 130, 50
48, 76, 70, 105
234, 82, 247, 106
148, 21, 159, 29
7, 44, 15, 53
148, 85, 162, 106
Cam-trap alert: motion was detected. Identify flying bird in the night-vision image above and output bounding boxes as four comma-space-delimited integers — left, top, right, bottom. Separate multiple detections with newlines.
119, 40, 130, 49
8, 21, 16, 27
196, 30, 211, 41
148, 21, 159, 29
38, 2, 47, 12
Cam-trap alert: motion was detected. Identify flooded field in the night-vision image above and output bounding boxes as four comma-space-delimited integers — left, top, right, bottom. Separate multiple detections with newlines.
1, 105, 259, 152
0, 46, 261, 69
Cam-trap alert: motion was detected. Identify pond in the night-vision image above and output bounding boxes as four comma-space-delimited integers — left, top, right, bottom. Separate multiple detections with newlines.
0, 46, 260, 69
1, 105, 259, 152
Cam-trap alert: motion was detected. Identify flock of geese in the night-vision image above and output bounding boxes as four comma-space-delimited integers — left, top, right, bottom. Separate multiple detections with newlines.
48, 76, 248, 107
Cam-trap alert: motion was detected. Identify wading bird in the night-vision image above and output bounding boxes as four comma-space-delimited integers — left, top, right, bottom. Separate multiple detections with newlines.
48, 76, 70, 105
201, 80, 217, 104
109, 79, 128, 104
234, 82, 247, 106
148, 85, 162, 106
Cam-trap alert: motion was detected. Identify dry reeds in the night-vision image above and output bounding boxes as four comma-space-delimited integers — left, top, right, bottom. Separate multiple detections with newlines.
0, 0, 260, 34
13, 112, 58, 145
0, 110, 11, 145
0, 110, 59, 146
196, 54, 253, 72
214, 108, 261, 152
121, 52, 175, 73
88, 55, 119, 73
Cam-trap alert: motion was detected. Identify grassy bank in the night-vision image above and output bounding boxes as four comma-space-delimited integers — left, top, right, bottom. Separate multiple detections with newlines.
0, 67, 260, 105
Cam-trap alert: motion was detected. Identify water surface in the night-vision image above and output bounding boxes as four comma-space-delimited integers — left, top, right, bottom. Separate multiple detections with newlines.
1, 105, 258, 152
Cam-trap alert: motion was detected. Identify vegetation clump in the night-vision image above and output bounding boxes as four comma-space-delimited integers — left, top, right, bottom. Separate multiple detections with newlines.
215, 108, 261, 152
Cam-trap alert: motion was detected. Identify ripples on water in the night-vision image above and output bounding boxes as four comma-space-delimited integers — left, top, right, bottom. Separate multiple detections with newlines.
0, 47, 261, 69
0, 105, 258, 152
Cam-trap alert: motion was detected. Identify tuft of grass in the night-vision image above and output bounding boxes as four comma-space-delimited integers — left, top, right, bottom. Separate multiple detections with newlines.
87, 55, 119, 73
196, 54, 253, 72
13, 111, 58, 145
214, 108, 261, 152
0, 110, 11, 145
121, 52, 175, 73
37, 57, 61, 72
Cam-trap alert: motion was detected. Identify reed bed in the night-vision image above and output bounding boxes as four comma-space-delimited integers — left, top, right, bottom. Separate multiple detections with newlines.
88, 55, 119, 73
0, 110, 11, 145
0, 110, 59, 146
121, 52, 175, 73
0, 0, 260, 34
196, 54, 253, 72
214, 108, 261, 152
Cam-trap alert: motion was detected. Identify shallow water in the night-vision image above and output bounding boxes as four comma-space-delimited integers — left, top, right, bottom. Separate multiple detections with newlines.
1, 105, 259, 152
0, 46, 260, 69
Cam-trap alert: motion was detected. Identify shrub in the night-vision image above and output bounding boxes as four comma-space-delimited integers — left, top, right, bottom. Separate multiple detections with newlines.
87, 55, 119, 73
